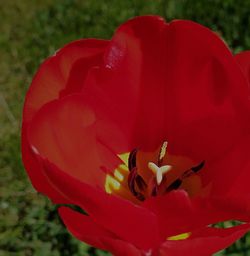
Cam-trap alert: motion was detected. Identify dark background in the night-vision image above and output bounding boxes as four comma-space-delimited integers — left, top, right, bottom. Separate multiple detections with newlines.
1, 0, 250, 255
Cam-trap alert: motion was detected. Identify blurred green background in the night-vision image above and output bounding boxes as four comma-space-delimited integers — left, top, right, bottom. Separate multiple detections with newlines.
1, 0, 250, 255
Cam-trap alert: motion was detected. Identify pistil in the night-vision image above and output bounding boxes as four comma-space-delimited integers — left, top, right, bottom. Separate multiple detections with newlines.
148, 162, 172, 185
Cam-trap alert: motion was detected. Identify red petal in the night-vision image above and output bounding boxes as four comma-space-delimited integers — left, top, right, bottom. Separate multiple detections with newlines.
101, 238, 142, 256
27, 94, 120, 186
59, 207, 141, 256
58, 206, 116, 250
235, 50, 250, 83
22, 124, 70, 203
201, 134, 250, 197
143, 190, 249, 239
41, 157, 160, 250
23, 39, 107, 124
83, 16, 249, 161
22, 39, 108, 201
159, 224, 250, 256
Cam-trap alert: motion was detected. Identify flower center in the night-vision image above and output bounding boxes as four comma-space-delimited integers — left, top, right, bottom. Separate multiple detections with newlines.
105, 141, 205, 202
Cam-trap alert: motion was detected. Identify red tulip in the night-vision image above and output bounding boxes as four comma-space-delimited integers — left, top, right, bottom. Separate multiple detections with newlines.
22, 16, 250, 255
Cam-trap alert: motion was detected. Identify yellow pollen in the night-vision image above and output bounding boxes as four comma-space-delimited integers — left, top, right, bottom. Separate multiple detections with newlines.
105, 175, 121, 194
159, 141, 168, 162
167, 232, 191, 241
118, 152, 130, 164
148, 162, 172, 185
114, 169, 124, 182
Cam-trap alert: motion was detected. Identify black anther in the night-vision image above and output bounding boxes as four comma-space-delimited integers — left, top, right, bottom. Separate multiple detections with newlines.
191, 160, 205, 173
128, 167, 145, 201
166, 179, 183, 192
128, 149, 138, 171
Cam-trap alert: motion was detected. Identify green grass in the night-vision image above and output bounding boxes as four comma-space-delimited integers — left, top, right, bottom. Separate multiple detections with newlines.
1, 0, 250, 255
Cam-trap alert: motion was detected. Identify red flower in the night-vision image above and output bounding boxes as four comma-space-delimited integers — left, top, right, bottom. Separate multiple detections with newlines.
22, 16, 250, 255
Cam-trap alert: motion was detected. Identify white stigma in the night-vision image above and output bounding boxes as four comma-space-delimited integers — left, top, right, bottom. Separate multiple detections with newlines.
148, 162, 172, 185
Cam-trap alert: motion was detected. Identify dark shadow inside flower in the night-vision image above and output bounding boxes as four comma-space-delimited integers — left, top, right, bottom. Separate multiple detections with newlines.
105, 140, 206, 203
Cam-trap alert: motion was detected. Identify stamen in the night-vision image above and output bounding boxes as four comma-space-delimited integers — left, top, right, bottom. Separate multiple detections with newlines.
191, 160, 205, 173
112, 143, 206, 201
151, 185, 158, 197
158, 141, 168, 165
166, 161, 205, 192
128, 167, 145, 201
135, 175, 147, 191
128, 149, 138, 171
166, 179, 182, 192
148, 162, 172, 185
167, 232, 191, 241
114, 169, 124, 182
105, 175, 121, 193
182, 161, 205, 179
